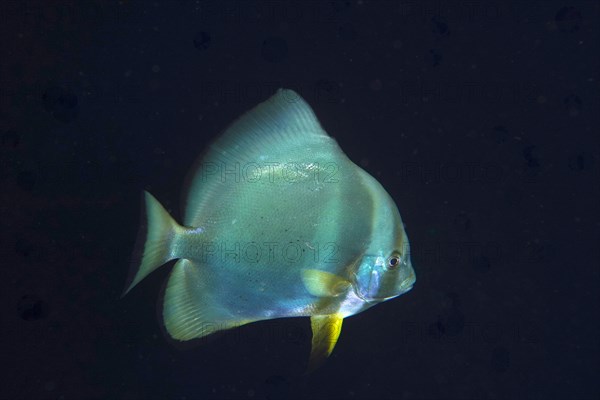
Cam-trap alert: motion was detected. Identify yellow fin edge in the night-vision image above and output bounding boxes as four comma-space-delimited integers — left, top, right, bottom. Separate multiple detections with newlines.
307, 314, 344, 373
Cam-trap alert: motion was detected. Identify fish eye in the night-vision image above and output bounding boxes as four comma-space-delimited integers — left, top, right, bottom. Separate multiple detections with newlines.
386, 253, 401, 270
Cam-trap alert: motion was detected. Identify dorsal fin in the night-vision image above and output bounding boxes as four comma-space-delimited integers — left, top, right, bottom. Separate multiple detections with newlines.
183, 89, 335, 226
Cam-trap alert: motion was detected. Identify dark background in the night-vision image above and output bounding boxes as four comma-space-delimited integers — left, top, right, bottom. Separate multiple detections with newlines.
1, 1, 598, 399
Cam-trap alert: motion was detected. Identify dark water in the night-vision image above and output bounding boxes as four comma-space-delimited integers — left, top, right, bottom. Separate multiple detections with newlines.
2, 1, 599, 399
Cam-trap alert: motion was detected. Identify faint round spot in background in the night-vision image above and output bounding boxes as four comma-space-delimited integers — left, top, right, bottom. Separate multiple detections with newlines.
193, 31, 211, 50
329, 0, 352, 13
314, 79, 341, 103
452, 211, 471, 232
16, 168, 37, 191
369, 79, 382, 91
10, 62, 24, 79
42, 86, 63, 112
524, 241, 548, 263
568, 152, 594, 171
2, 130, 20, 149
436, 308, 465, 336
442, 291, 461, 309
555, 6, 581, 33
42, 86, 79, 123
262, 375, 290, 400
261, 36, 288, 63
338, 23, 357, 41
431, 16, 450, 37
427, 320, 443, 339
429, 48, 442, 67
44, 380, 56, 392
490, 346, 510, 373
429, 292, 465, 337
518, 321, 542, 343
564, 94, 582, 117
522, 145, 540, 168
15, 237, 34, 258
503, 185, 523, 206
18, 295, 49, 321
472, 254, 491, 272
492, 125, 508, 144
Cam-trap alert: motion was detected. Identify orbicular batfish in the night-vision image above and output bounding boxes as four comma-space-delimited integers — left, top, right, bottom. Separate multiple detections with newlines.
123, 89, 416, 371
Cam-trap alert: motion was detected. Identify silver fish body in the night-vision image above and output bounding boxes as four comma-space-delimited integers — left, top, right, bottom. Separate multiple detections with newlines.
124, 89, 415, 370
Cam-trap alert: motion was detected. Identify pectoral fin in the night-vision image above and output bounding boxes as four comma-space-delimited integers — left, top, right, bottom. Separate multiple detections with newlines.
301, 269, 351, 297
307, 314, 344, 373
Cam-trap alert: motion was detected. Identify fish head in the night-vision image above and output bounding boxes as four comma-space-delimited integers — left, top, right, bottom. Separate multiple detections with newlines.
351, 181, 416, 303
353, 245, 415, 303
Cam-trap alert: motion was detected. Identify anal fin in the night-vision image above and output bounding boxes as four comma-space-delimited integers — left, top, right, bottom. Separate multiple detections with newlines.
163, 259, 251, 341
307, 314, 344, 373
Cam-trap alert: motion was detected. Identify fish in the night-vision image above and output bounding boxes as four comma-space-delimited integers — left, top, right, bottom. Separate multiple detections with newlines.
123, 88, 416, 371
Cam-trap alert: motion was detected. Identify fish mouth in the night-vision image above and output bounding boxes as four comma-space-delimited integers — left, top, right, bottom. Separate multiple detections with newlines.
398, 284, 414, 295
351, 281, 383, 303
352, 282, 404, 303
356, 291, 399, 303
401, 270, 416, 291
350, 269, 415, 303
401, 276, 415, 290
394, 276, 415, 297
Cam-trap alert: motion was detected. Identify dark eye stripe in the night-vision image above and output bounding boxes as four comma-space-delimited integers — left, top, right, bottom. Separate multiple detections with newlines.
395, 219, 405, 252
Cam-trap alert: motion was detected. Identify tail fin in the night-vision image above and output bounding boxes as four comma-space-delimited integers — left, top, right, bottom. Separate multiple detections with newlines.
122, 191, 181, 297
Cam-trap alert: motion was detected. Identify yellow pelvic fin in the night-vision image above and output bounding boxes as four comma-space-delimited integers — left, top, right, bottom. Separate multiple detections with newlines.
307, 314, 344, 373
301, 269, 351, 297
